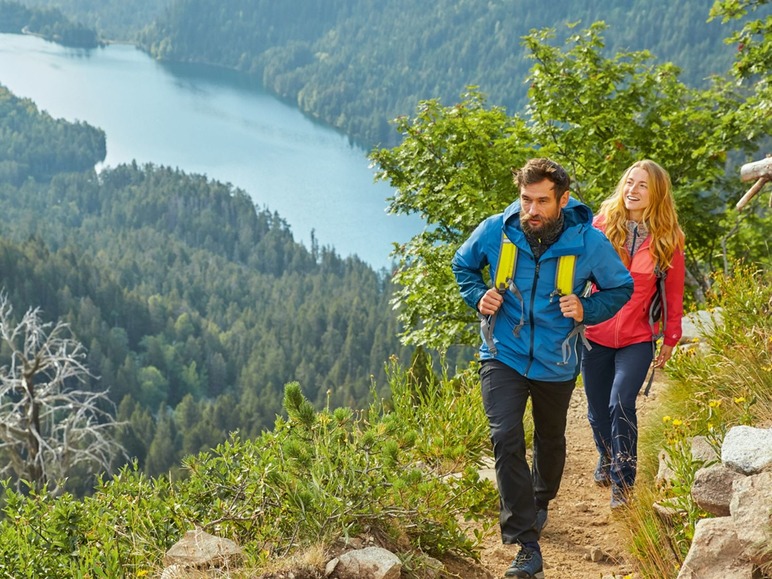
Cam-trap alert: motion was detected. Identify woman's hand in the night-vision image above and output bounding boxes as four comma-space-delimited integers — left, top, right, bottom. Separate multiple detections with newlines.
655, 344, 674, 368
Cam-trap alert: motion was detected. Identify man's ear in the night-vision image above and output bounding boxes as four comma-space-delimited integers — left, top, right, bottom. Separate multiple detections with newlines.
559, 190, 570, 208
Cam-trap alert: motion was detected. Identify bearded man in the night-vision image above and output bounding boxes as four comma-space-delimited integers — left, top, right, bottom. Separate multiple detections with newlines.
452, 158, 633, 578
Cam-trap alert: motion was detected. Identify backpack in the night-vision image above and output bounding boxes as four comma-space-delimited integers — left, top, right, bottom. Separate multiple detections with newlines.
648, 264, 667, 340
644, 265, 668, 395
480, 232, 591, 366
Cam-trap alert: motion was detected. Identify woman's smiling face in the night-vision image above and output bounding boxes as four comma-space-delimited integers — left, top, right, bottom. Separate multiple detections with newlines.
623, 167, 650, 221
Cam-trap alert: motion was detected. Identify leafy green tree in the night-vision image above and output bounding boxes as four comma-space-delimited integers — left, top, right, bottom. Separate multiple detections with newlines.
371, 21, 771, 352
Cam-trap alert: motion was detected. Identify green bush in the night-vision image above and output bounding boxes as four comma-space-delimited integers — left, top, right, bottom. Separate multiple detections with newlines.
0, 364, 498, 576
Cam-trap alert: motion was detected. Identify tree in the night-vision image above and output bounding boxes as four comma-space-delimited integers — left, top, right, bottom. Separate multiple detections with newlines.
371, 20, 771, 353
0, 294, 124, 495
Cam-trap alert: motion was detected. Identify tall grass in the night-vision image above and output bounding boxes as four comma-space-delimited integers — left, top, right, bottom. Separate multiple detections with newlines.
623, 265, 772, 578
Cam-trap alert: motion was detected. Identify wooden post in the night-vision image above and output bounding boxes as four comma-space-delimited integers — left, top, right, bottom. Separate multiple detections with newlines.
740, 157, 772, 182
736, 156, 771, 211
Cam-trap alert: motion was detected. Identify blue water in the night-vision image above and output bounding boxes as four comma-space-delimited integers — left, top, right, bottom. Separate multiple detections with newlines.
0, 33, 421, 269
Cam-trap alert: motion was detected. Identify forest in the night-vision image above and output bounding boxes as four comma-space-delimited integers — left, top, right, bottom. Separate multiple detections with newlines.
0, 0, 770, 575
9, 0, 757, 147
1, 0, 770, 492
0, 84, 411, 487
0, 0, 99, 47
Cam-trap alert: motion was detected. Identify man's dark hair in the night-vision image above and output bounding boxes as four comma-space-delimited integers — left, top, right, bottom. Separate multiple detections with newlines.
512, 158, 571, 198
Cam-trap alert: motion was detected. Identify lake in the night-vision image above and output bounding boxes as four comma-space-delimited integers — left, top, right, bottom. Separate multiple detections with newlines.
0, 33, 420, 269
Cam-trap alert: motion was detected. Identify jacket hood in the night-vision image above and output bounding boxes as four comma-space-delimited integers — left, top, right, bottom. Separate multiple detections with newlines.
502, 196, 594, 229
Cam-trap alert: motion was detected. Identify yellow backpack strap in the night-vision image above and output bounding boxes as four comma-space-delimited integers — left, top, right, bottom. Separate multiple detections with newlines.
555, 254, 594, 368
554, 254, 576, 296
494, 234, 517, 292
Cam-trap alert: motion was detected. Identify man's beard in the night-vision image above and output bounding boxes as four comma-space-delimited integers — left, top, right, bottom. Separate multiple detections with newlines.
520, 213, 561, 238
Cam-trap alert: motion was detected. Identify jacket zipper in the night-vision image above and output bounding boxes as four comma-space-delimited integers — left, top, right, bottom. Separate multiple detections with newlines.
524, 260, 540, 376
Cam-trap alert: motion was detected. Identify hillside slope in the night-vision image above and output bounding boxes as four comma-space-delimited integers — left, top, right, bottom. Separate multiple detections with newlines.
14, 0, 747, 147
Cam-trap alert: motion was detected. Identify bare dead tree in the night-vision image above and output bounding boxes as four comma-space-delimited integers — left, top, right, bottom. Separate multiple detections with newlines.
0, 294, 125, 495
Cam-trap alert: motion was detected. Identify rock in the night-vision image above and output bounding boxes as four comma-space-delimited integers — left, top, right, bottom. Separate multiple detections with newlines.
676, 518, 754, 578
656, 449, 677, 488
652, 500, 683, 523
160, 564, 208, 578
721, 425, 772, 474
163, 528, 242, 570
730, 470, 772, 565
691, 435, 719, 465
691, 464, 744, 516
679, 309, 723, 343
587, 546, 606, 562
331, 546, 402, 579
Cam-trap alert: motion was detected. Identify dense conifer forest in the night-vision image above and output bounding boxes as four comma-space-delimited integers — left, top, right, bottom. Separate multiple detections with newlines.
0, 84, 409, 486
1, 0, 768, 491
0, 0, 100, 47
0, 1, 769, 574
10, 0, 752, 146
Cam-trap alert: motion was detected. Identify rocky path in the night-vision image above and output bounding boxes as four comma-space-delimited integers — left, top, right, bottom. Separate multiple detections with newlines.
452, 383, 659, 578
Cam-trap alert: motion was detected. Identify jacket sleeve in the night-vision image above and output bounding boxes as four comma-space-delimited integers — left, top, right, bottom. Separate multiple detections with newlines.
451, 218, 494, 311
663, 246, 686, 347
580, 230, 634, 325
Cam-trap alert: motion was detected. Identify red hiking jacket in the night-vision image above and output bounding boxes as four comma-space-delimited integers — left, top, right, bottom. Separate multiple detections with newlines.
585, 215, 685, 349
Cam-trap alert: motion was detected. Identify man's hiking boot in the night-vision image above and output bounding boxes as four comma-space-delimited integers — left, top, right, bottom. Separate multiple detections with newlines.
534, 508, 548, 538
504, 545, 544, 578
593, 454, 611, 487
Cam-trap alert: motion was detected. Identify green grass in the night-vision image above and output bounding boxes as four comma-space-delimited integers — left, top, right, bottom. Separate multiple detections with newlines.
624, 264, 772, 578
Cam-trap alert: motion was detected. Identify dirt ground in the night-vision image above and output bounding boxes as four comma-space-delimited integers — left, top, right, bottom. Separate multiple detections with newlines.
446, 381, 660, 579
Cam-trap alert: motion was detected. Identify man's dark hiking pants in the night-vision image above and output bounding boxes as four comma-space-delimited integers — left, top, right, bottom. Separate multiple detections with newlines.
480, 359, 575, 545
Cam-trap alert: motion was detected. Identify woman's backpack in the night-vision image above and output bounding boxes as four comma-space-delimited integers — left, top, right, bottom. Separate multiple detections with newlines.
644, 265, 667, 395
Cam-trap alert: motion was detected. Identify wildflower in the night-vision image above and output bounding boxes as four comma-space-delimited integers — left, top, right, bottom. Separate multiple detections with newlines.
708, 399, 721, 408
672, 419, 683, 427
662, 415, 672, 423
734, 396, 746, 404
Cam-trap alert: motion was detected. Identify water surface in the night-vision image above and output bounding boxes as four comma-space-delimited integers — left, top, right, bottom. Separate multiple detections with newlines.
0, 33, 420, 268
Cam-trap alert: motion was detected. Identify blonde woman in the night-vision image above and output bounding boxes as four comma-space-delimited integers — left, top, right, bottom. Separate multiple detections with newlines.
581, 160, 685, 508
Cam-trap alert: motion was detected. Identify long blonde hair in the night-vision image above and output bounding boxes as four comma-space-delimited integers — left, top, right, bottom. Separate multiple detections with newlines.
598, 159, 685, 270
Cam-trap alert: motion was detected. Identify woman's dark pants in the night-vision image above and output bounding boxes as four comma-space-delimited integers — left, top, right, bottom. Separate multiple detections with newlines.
581, 340, 653, 489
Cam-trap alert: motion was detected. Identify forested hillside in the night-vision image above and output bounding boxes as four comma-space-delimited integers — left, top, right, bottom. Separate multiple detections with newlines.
12, 0, 751, 147
6, 0, 165, 40
0, 0, 100, 47
0, 84, 409, 489
138, 0, 741, 147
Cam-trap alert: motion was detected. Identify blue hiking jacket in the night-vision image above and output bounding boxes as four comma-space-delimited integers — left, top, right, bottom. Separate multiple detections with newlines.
452, 197, 633, 382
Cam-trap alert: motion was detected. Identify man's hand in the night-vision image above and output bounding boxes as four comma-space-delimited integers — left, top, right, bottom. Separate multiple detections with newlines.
559, 294, 584, 322
478, 288, 504, 316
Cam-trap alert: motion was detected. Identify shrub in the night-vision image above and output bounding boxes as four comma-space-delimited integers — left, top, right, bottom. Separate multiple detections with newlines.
0, 364, 498, 576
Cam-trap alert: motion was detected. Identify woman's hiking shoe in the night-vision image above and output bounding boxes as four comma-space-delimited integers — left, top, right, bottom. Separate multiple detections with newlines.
610, 484, 629, 509
504, 545, 544, 578
593, 455, 611, 487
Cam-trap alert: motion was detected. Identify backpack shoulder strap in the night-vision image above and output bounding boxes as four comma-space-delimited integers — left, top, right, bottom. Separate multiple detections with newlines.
648, 264, 668, 339
555, 255, 577, 296
644, 264, 668, 397
493, 233, 517, 292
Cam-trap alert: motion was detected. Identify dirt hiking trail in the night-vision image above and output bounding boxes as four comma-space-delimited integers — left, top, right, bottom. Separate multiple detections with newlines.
450, 380, 661, 578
